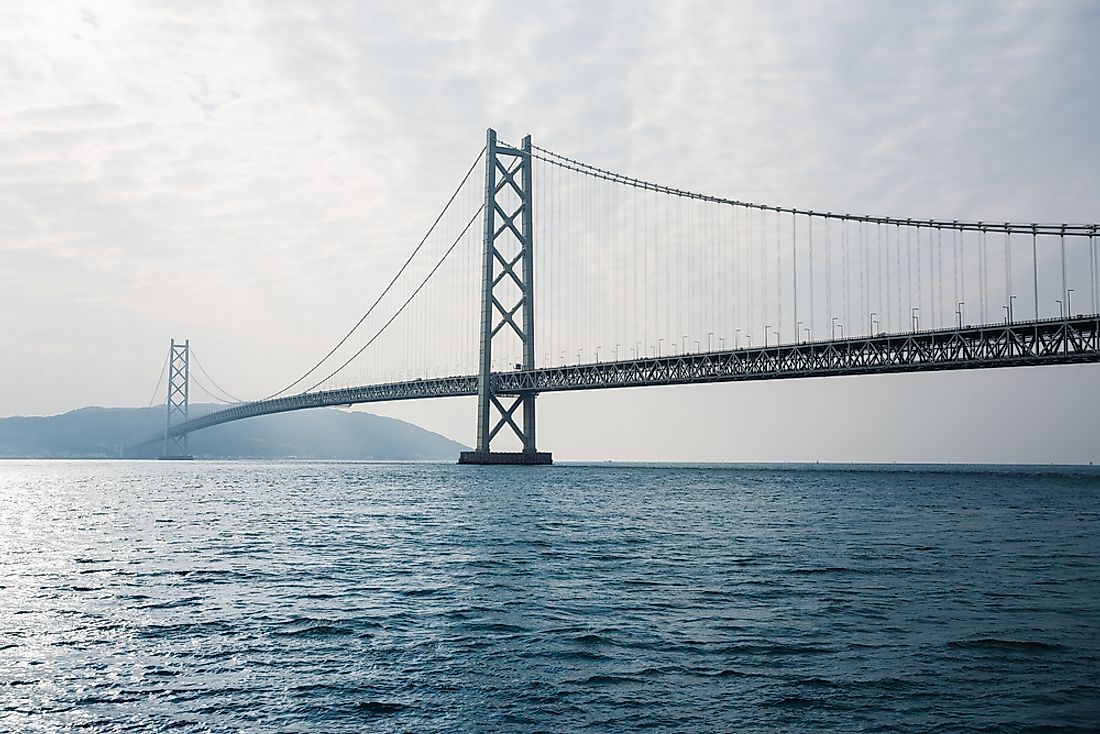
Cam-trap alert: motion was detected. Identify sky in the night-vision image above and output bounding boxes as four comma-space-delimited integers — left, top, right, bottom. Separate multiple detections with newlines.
1, 0, 1098, 463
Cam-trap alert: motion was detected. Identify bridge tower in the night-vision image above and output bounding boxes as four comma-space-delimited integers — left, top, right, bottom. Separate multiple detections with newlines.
459, 129, 552, 465
162, 338, 192, 459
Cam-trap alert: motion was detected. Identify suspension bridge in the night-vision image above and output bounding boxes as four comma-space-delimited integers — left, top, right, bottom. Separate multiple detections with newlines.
134, 129, 1100, 463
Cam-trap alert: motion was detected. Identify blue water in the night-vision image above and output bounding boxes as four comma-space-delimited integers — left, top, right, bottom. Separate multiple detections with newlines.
1, 461, 1099, 732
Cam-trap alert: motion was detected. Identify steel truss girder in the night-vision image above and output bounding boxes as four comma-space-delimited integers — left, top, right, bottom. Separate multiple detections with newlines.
474, 128, 539, 456
142, 316, 1100, 448
496, 316, 1100, 393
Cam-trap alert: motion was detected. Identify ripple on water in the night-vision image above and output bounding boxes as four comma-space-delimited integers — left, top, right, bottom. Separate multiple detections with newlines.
0, 460, 1098, 732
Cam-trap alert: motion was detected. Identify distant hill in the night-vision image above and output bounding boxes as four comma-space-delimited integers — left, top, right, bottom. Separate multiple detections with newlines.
0, 404, 469, 460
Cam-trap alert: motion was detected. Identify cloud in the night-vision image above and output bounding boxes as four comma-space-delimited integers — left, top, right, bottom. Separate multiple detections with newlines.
0, 0, 1097, 460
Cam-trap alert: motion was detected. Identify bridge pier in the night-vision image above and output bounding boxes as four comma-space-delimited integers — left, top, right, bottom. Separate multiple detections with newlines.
465, 128, 552, 466
458, 450, 553, 465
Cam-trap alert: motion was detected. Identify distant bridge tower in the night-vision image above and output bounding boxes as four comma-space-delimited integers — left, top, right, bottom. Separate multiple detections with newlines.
459, 129, 552, 465
163, 338, 191, 459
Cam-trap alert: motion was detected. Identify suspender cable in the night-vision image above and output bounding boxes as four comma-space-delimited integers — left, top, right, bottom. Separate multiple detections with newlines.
843, 220, 850, 332
808, 215, 814, 339
980, 229, 988, 324
762, 206, 768, 342
776, 208, 782, 340
1060, 232, 1068, 312
1086, 235, 1095, 316
953, 228, 960, 326
304, 204, 484, 393
895, 224, 901, 332
959, 228, 966, 326
748, 202, 755, 344
914, 225, 921, 328
263, 145, 485, 400
1032, 230, 1039, 319
825, 218, 833, 336
860, 222, 867, 334
878, 223, 884, 332
906, 224, 913, 328
792, 211, 798, 338
934, 228, 941, 328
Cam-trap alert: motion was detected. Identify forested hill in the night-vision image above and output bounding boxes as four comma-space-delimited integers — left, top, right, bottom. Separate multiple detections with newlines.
0, 405, 468, 459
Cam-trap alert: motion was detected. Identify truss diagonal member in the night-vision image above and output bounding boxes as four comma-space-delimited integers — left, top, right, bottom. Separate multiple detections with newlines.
492, 248, 526, 290
494, 202, 526, 243
487, 394, 524, 443
490, 295, 526, 340
494, 158, 524, 199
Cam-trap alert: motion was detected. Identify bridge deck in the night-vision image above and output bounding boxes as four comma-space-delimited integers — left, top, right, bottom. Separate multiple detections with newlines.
144, 316, 1099, 444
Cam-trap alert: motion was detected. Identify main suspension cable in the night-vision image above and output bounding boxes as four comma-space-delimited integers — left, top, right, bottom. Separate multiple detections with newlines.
531, 144, 1097, 236
261, 145, 487, 401
190, 349, 245, 403
303, 203, 485, 393
190, 372, 233, 405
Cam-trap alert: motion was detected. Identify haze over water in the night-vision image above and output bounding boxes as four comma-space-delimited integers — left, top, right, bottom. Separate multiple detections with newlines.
2, 460, 1098, 732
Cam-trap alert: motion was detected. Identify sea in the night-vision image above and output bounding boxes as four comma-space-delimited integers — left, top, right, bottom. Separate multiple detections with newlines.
1, 460, 1099, 732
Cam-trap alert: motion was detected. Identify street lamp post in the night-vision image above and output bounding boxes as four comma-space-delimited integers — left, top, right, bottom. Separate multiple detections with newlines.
1068, 289, 1075, 317
658, 338, 663, 357
911, 307, 919, 332
869, 312, 877, 335
831, 317, 839, 340
1055, 299, 1064, 319
1009, 294, 1017, 323
956, 302, 964, 329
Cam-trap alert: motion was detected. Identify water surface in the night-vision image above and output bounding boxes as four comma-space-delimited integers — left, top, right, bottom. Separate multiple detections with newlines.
1, 461, 1098, 731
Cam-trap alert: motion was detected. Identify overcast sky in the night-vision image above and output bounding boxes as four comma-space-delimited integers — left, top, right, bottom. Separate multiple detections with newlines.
2, 1, 1098, 463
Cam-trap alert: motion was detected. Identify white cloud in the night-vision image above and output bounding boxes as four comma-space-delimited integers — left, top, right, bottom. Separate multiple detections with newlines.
1, 0, 1097, 460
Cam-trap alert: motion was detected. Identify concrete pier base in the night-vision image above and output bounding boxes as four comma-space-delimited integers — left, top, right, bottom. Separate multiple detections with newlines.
458, 451, 553, 465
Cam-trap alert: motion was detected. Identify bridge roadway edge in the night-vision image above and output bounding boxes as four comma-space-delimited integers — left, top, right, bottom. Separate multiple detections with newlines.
134, 315, 1100, 452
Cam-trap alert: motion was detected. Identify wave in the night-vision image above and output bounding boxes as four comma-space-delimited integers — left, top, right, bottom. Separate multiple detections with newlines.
948, 638, 1063, 652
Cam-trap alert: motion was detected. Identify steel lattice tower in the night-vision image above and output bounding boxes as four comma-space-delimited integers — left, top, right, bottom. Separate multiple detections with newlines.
459, 129, 552, 465
163, 338, 191, 459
